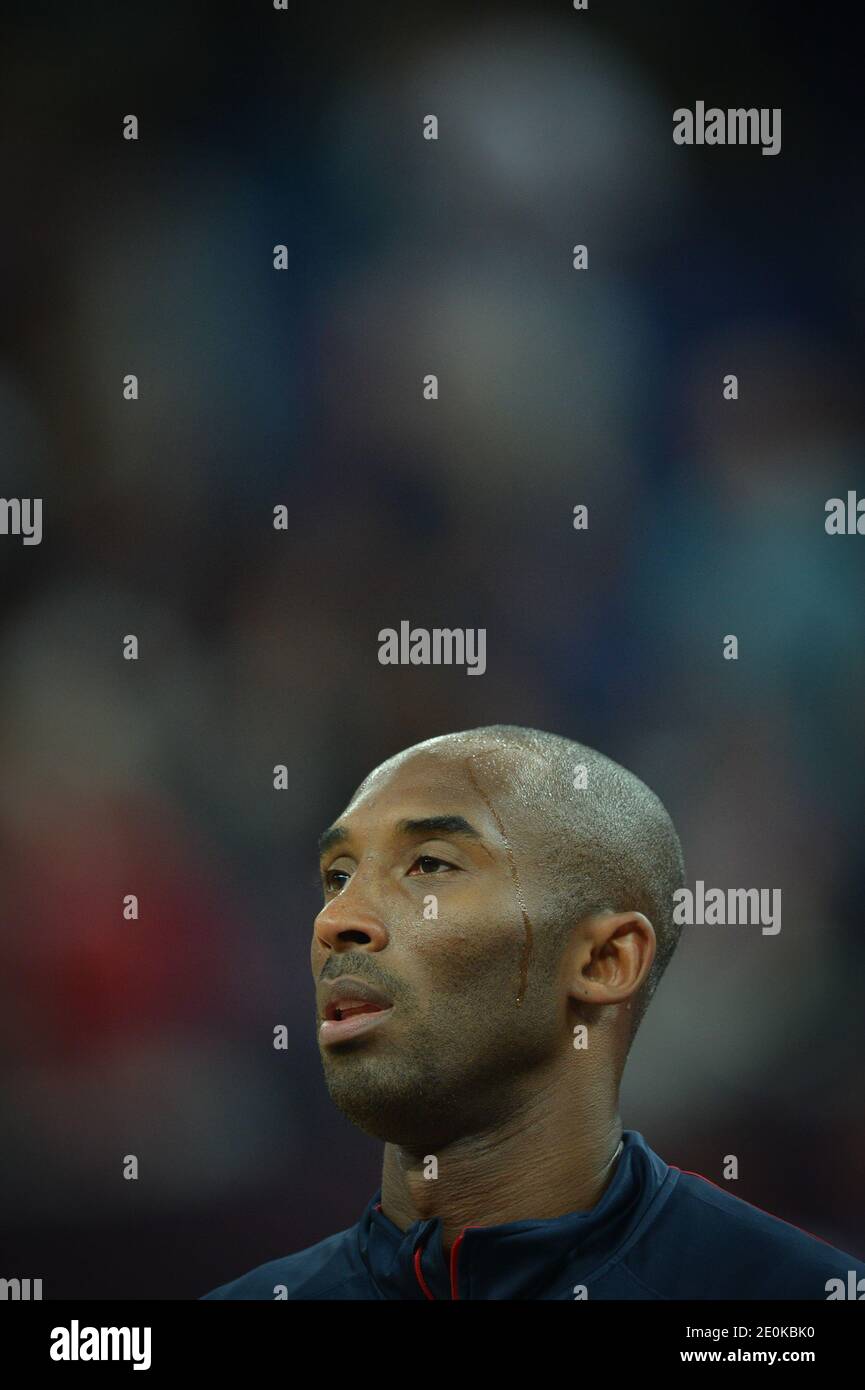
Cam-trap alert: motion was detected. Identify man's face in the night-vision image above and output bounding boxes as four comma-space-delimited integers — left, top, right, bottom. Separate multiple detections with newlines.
310, 745, 565, 1148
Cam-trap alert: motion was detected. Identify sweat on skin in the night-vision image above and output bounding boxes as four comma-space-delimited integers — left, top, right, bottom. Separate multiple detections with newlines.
312, 725, 684, 1253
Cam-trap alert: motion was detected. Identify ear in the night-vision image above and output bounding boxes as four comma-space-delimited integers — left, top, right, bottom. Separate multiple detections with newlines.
566, 910, 656, 1008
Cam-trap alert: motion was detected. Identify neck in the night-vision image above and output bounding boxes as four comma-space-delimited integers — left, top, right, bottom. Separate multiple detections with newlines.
379, 1077, 623, 1252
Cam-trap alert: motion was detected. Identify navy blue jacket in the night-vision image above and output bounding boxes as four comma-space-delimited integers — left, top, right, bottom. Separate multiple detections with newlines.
201, 1129, 865, 1300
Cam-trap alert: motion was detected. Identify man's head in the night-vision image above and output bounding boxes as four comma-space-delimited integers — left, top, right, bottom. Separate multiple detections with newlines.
312, 725, 685, 1149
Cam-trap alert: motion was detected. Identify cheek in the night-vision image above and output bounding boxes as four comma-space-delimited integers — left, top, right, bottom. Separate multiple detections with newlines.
409, 889, 524, 984
414, 924, 477, 979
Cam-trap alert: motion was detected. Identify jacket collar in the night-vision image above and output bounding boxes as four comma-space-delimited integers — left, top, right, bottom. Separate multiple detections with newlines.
356, 1129, 670, 1300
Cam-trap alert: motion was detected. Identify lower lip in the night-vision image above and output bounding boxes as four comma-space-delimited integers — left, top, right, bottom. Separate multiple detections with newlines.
319, 1006, 395, 1045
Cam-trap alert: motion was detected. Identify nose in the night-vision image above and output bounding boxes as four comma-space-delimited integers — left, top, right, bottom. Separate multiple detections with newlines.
313, 887, 389, 955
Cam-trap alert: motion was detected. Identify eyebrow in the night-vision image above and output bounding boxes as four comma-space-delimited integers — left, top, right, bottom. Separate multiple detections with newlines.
317, 814, 484, 860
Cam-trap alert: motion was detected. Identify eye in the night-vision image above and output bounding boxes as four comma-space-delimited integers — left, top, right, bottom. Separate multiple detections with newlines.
407, 855, 457, 875
323, 867, 351, 895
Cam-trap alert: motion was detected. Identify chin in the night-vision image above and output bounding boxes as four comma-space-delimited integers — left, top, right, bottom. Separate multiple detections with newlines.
324, 1066, 457, 1147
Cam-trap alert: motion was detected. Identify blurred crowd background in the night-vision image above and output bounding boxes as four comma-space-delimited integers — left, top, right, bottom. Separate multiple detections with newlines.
1, 0, 863, 1297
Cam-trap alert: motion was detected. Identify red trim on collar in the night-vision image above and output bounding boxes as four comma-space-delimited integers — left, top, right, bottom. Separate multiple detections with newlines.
411, 1224, 486, 1300
670, 1167, 832, 1247
413, 1246, 436, 1300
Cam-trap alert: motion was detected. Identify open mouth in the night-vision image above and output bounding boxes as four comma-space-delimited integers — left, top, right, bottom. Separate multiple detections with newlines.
325, 1001, 385, 1022
319, 1001, 395, 1044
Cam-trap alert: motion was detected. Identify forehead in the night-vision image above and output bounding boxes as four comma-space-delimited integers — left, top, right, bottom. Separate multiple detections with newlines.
340, 744, 529, 832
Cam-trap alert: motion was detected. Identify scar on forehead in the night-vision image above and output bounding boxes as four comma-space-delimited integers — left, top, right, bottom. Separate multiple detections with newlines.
464, 751, 512, 841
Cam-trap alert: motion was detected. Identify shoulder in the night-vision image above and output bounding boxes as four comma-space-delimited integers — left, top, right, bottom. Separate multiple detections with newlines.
622, 1166, 865, 1300
200, 1225, 365, 1301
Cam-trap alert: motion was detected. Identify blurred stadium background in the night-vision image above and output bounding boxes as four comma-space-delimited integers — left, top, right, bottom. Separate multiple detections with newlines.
1, 0, 863, 1297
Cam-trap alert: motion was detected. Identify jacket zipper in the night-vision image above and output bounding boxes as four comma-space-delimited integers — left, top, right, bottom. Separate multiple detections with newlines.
414, 1227, 470, 1299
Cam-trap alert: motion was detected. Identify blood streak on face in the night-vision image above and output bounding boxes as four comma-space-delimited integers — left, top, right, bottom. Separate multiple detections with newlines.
465, 758, 535, 1006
